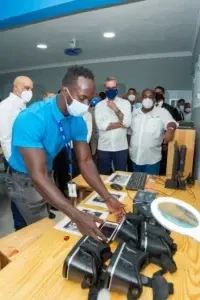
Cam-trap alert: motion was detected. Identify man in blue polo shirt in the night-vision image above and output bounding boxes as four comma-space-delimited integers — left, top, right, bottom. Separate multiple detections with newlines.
6, 66, 125, 240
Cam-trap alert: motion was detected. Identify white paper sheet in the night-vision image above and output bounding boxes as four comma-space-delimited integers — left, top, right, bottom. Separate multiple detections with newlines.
54, 206, 109, 235
85, 190, 127, 209
105, 172, 131, 186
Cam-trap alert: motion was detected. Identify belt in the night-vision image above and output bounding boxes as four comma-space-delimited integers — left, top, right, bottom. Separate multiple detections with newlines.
8, 166, 28, 176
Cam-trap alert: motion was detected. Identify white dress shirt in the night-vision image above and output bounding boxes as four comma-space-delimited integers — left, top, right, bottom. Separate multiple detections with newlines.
184, 112, 192, 121
95, 97, 131, 152
83, 111, 92, 143
129, 107, 176, 165
0, 93, 26, 161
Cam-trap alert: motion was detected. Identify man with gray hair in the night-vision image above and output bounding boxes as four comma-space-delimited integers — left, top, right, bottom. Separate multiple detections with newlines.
95, 77, 131, 175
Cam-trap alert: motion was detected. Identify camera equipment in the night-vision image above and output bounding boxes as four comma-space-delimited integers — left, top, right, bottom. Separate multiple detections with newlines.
116, 213, 142, 247
99, 222, 119, 243
104, 242, 149, 299
63, 211, 177, 300
133, 190, 157, 225
140, 222, 177, 274
63, 236, 112, 289
104, 242, 174, 300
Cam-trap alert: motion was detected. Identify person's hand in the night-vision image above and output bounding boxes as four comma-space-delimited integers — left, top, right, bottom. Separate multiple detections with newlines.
107, 101, 118, 112
72, 210, 107, 241
106, 197, 126, 222
163, 130, 175, 144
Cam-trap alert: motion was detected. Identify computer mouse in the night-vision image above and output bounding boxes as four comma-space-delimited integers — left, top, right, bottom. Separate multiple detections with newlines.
110, 183, 123, 191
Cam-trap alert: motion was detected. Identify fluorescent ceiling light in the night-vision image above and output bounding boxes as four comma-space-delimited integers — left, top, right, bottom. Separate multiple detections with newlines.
37, 44, 48, 49
103, 32, 115, 38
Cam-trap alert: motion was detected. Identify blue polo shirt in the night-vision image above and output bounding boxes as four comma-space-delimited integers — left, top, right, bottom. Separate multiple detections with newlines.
9, 96, 88, 173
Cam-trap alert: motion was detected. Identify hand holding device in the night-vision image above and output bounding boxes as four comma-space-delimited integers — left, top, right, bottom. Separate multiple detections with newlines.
106, 197, 126, 222
72, 210, 106, 242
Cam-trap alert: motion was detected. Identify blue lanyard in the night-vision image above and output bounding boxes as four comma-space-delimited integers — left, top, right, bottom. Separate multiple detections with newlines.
57, 121, 73, 181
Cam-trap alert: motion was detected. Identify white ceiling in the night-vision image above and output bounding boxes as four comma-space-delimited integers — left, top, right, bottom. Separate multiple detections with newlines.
0, 0, 200, 74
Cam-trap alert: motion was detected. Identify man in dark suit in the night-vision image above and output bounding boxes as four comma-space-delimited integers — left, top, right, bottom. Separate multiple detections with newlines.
154, 86, 182, 121
176, 99, 185, 121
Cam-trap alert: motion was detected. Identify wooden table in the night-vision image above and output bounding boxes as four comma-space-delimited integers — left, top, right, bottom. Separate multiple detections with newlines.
0, 173, 200, 299
73, 174, 108, 199
0, 218, 55, 261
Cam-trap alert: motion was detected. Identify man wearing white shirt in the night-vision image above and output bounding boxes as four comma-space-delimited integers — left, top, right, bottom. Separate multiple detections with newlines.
0, 76, 33, 161
95, 77, 131, 175
184, 102, 192, 121
129, 89, 177, 175
176, 99, 185, 121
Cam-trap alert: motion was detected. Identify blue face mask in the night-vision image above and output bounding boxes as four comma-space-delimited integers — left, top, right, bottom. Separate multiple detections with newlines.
90, 97, 101, 107
135, 102, 142, 109
105, 88, 118, 100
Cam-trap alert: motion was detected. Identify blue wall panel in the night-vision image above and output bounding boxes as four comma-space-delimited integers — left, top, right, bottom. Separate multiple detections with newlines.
0, 0, 127, 30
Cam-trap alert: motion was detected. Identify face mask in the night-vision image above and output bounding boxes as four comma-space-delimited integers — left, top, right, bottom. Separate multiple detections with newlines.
90, 97, 101, 108
105, 88, 118, 100
20, 90, 33, 103
142, 98, 154, 109
185, 108, 191, 113
135, 102, 142, 109
128, 94, 136, 102
65, 87, 89, 117
179, 105, 185, 112
155, 93, 164, 102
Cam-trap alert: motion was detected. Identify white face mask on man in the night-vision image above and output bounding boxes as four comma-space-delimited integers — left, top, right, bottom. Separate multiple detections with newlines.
20, 90, 33, 103
142, 98, 154, 109
128, 94, 136, 102
65, 87, 89, 117
185, 108, 191, 113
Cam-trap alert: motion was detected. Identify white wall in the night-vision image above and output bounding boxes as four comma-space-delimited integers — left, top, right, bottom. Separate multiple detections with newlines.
0, 56, 192, 102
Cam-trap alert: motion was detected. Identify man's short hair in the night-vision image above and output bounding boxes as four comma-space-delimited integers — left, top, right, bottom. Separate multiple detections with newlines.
155, 86, 165, 94
142, 89, 155, 97
104, 77, 117, 83
128, 88, 136, 92
62, 66, 94, 86
178, 98, 185, 104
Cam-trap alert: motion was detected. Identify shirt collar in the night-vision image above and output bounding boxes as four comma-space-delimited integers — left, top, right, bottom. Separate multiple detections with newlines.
9, 93, 26, 110
51, 95, 66, 122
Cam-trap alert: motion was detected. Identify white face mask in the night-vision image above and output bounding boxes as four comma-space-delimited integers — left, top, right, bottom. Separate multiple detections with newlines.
128, 94, 136, 102
179, 105, 185, 112
185, 108, 191, 113
142, 98, 154, 109
21, 90, 33, 103
65, 87, 89, 117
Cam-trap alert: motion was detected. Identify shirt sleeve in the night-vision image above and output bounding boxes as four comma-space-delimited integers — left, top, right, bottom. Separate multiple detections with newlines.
71, 116, 88, 142
95, 102, 110, 131
121, 101, 132, 128
12, 112, 45, 148
83, 112, 93, 143
0, 108, 20, 160
160, 108, 177, 129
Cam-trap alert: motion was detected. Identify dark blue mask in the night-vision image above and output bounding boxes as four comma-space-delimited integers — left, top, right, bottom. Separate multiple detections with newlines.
106, 88, 118, 100
90, 97, 101, 107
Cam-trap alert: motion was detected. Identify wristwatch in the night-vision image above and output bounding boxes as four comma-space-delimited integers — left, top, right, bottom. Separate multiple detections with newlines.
115, 109, 121, 115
